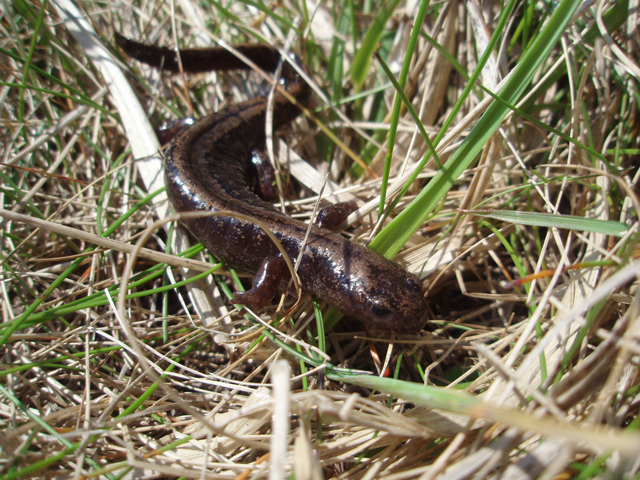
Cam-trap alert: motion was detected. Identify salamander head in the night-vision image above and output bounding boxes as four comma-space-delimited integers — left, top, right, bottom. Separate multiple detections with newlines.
313, 242, 429, 334
353, 265, 429, 334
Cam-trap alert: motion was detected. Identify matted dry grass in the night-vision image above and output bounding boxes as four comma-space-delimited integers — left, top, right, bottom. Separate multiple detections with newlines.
1, 0, 639, 479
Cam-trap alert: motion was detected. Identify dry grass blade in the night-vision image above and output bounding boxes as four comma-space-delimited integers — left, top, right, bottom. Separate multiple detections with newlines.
0, 0, 638, 479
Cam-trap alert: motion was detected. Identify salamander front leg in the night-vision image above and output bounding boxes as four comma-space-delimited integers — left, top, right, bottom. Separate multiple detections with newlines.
233, 255, 288, 309
314, 201, 359, 231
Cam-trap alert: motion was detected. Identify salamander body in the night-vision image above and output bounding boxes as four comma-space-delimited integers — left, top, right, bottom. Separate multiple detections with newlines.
117, 34, 428, 333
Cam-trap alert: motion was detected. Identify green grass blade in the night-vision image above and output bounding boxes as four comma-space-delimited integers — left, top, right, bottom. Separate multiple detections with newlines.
18, 0, 48, 122
349, 0, 402, 91
370, 0, 584, 259
466, 210, 630, 237
374, 0, 519, 227
377, 0, 436, 216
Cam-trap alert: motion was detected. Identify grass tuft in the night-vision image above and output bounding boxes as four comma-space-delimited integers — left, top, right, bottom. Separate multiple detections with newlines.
0, 0, 638, 478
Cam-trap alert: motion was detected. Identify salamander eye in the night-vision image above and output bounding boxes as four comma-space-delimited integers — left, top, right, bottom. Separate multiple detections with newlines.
371, 295, 393, 318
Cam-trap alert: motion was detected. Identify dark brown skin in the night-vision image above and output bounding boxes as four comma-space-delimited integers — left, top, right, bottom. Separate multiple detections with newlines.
117, 34, 428, 334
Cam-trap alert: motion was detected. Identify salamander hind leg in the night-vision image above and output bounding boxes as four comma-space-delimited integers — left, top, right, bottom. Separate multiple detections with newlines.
249, 151, 278, 202
233, 255, 288, 309
156, 117, 195, 145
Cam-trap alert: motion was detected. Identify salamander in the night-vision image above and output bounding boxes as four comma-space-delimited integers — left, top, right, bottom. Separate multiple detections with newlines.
117, 33, 428, 334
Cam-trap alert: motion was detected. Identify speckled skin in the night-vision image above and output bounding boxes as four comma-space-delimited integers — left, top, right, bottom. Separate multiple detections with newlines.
118, 34, 428, 334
